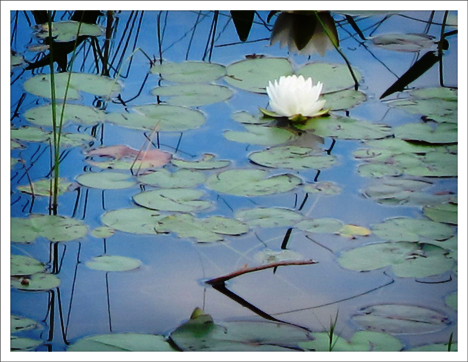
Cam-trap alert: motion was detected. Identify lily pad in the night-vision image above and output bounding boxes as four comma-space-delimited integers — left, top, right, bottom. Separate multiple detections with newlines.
445, 292, 457, 310
338, 224, 371, 238
151, 83, 233, 106
158, 214, 249, 242
224, 125, 296, 146
101, 207, 167, 234
394, 122, 457, 144
371, 217, 454, 242
296, 63, 362, 93
358, 163, 402, 178
206, 169, 302, 197
235, 207, 303, 228
423, 203, 457, 225
24, 73, 121, 99
295, 218, 344, 234
389, 97, 457, 123
171, 154, 230, 170
303, 181, 342, 195
11, 126, 49, 142
409, 343, 457, 351
249, 146, 337, 170
133, 188, 211, 213
362, 138, 440, 154
338, 242, 455, 278
254, 249, 303, 264
371, 33, 437, 52
11, 315, 41, 333
232, 111, 274, 125
33, 21, 103, 42
352, 304, 450, 334
106, 104, 205, 132
17, 177, 73, 197
137, 169, 205, 188
56, 133, 96, 148
68, 333, 175, 351
11, 273, 61, 291
76, 172, 136, 189
393, 151, 457, 177
225, 57, 293, 93
85, 255, 142, 272
411, 87, 457, 101
91, 226, 115, 239
11, 255, 45, 276
150, 61, 226, 83
11, 336, 43, 351
322, 89, 367, 110
24, 103, 106, 127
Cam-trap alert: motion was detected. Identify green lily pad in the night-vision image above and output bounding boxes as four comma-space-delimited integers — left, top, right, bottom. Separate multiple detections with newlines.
11, 315, 41, 333
224, 125, 296, 146
11, 52, 25, 68
249, 146, 337, 170
151, 83, 233, 106
68, 333, 175, 351
322, 89, 367, 110
150, 61, 226, 83
91, 226, 115, 239
338, 242, 454, 278
106, 104, 205, 132
235, 207, 303, 228
423, 203, 457, 225
11, 336, 43, 351
24, 103, 106, 127
295, 218, 344, 233
371, 33, 437, 52
303, 181, 342, 195
85, 255, 142, 272
101, 207, 167, 235
11, 140, 24, 149
394, 123, 457, 144
445, 292, 457, 310
171, 154, 231, 170
371, 217, 454, 242
11, 273, 61, 291
232, 111, 274, 125
76, 172, 136, 189
296, 63, 362, 93
24, 73, 121, 99
17, 177, 73, 197
224, 57, 293, 93
352, 304, 450, 334
393, 151, 457, 177
206, 169, 302, 197
137, 169, 205, 188
358, 163, 402, 178
364, 138, 440, 154
297, 114, 392, 140
411, 87, 457, 101
11, 255, 45, 276
133, 188, 211, 213
11, 126, 49, 142
389, 97, 457, 123
254, 249, 303, 264
33, 21, 103, 42
158, 214, 249, 242
300, 330, 403, 351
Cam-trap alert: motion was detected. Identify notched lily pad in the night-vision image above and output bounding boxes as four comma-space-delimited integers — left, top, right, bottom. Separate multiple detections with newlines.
101, 207, 166, 235
11, 315, 42, 333
68, 333, 175, 351
232, 111, 274, 125
76, 172, 136, 189
133, 188, 211, 213
11, 255, 45, 276
224, 125, 296, 146
17, 177, 73, 197
394, 123, 457, 144
11, 273, 61, 291
423, 203, 457, 225
171, 154, 231, 170
295, 218, 344, 234
24, 103, 106, 127
151, 83, 233, 106
91, 226, 116, 239
137, 169, 205, 188
33, 21, 104, 42
235, 207, 303, 228
371, 33, 437, 52
303, 181, 342, 195
11, 336, 43, 351
85, 255, 142, 272
322, 89, 366, 110
296, 63, 362, 93
150, 61, 226, 83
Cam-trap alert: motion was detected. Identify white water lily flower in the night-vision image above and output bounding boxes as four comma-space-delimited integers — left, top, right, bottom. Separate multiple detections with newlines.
264, 75, 328, 120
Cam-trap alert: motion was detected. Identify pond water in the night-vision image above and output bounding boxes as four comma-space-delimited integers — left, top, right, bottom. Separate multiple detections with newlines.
9, 9, 460, 353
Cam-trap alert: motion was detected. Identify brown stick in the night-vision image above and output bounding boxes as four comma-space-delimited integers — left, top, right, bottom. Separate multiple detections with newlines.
205, 260, 318, 286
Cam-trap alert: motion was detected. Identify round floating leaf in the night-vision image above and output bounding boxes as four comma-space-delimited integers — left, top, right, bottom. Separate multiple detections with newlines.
11, 52, 25, 68
411, 87, 457, 101
101, 207, 166, 234
58, 133, 96, 148
24, 73, 121, 99
11, 336, 43, 351
364, 138, 440, 154
11, 218, 39, 243
150, 61, 226, 83
235, 207, 303, 228
338, 224, 371, 238
24, 103, 106, 127
133, 188, 211, 213
11, 126, 49, 142
423, 203, 457, 225
389, 97, 457, 123
33, 21, 103, 42
91, 226, 115, 239
206, 169, 302, 197
224, 125, 296, 146
295, 218, 344, 233
11, 273, 61, 291
322, 89, 366, 110
106, 104, 205, 132
371, 217, 454, 242
296, 63, 362, 93
151, 83, 233, 106
86, 255, 142, 272
394, 123, 457, 144
358, 163, 402, 178
352, 304, 450, 334
137, 169, 205, 188
68, 333, 175, 351
17, 177, 73, 197
11, 255, 45, 276
225, 57, 293, 93
445, 292, 457, 310
158, 214, 249, 242
249, 146, 337, 170
35, 214, 88, 242
76, 172, 136, 189
11, 315, 41, 334
232, 111, 274, 125
338, 242, 454, 278
371, 33, 437, 52
297, 114, 392, 140
171, 154, 230, 170
254, 249, 303, 264
394, 151, 457, 177
303, 181, 342, 195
